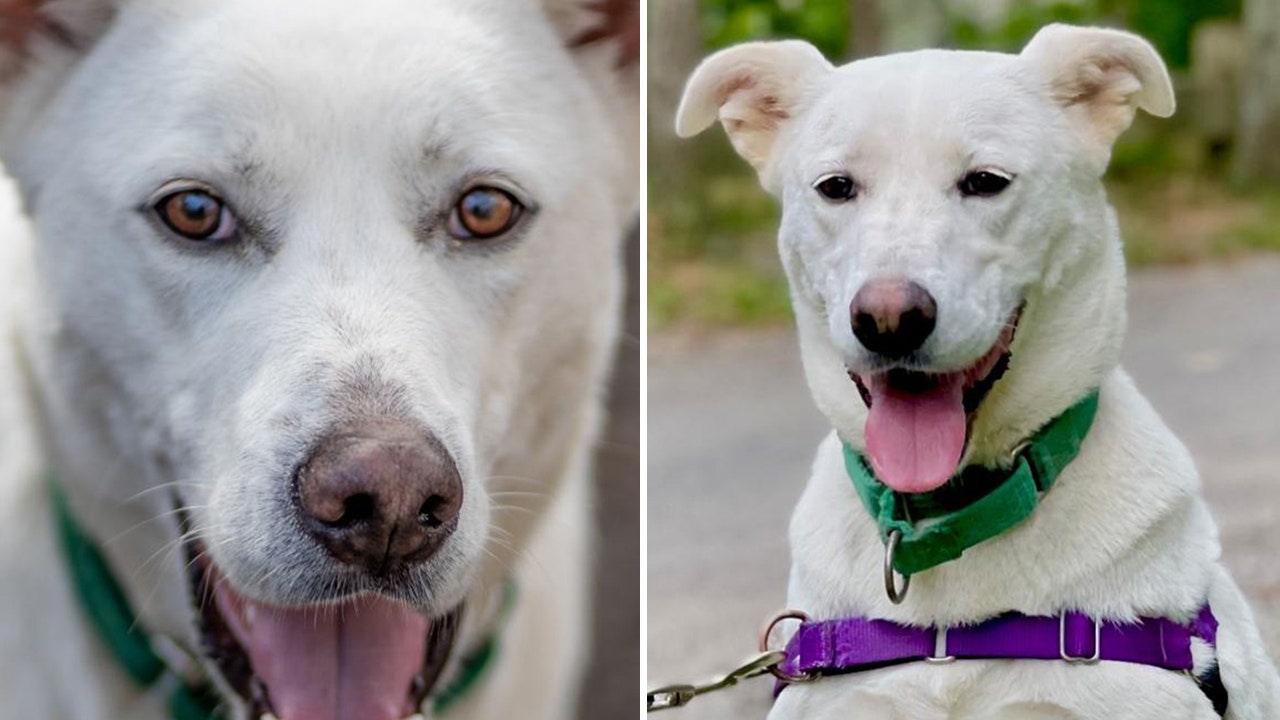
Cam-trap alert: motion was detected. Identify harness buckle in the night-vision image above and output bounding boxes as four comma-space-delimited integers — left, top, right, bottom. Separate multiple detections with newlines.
1059, 612, 1102, 664
924, 626, 955, 664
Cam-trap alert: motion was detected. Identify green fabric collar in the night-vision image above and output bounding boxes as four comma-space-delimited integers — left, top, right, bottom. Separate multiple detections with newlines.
50, 479, 506, 719
843, 390, 1100, 576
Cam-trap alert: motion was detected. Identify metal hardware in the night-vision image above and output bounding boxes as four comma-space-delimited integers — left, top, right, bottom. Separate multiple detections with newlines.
645, 609, 819, 711
1059, 613, 1102, 664
924, 626, 955, 664
1009, 440, 1031, 463
759, 610, 814, 683
646, 650, 787, 711
884, 528, 911, 604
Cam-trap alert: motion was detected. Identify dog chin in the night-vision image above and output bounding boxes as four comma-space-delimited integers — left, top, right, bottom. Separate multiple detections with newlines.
847, 307, 1021, 495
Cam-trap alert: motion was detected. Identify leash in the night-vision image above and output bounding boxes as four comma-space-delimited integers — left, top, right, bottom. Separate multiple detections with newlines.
50, 478, 509, 719
647, 612, 806, 711
846, 389, 1099, 603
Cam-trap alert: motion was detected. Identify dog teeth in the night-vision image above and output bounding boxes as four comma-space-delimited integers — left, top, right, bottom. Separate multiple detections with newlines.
245, 604, 257, 627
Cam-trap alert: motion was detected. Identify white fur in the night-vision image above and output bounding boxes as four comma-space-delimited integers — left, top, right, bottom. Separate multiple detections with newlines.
679, 24, 1280, 719
0, 0, 636, 717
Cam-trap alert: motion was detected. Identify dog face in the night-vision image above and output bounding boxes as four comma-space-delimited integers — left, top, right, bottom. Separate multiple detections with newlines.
679, 26, 1172, 492
2, 0, 633, 717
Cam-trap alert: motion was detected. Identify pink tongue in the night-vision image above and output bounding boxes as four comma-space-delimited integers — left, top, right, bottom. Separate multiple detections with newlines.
863, 373, 967, 493
216, 587, 427, 720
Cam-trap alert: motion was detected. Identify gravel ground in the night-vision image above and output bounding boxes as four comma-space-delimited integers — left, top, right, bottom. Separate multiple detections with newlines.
648, 257, 1280, 718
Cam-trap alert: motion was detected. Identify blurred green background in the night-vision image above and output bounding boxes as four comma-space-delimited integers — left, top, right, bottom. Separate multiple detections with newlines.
648, 0, 1280, 328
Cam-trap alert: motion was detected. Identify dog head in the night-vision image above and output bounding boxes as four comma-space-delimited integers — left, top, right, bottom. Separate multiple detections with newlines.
2, 0, 635, 717
678, 25, 1172, 492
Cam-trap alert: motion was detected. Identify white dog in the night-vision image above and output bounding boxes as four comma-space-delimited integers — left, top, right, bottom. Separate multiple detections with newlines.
0, 1, 636, 719
678, 24, 1280, 719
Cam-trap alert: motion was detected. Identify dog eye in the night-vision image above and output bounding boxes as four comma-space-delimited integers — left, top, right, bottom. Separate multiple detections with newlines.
813, 174, 858, 202
448, 187, 524, 240
958, 170, 1012, 198
153, 189, 236, 242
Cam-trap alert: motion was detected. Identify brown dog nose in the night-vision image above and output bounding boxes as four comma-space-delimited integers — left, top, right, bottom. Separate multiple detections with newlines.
295, 419, 462, 575
850, 279, 937, 358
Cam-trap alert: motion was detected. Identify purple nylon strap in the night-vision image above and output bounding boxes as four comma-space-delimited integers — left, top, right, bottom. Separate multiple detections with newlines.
778, 606, 1218, 684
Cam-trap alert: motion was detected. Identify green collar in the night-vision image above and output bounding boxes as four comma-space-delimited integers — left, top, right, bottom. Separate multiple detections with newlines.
844, 390, 1100, 577
50, 479, 506, 719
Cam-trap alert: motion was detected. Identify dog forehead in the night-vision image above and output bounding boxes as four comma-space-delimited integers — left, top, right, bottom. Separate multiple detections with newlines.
53, 0, 581, 199
793, 49, 1048, 167
116, 0, 561, 121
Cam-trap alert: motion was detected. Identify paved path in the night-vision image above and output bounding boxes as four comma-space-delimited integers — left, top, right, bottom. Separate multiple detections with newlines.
648, 257, 1280, 718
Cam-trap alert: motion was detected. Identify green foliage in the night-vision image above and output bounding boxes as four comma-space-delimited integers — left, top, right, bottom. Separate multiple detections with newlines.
699, 0, 1241, 69
946, 0, 1239, 70
701, 0, 849, 58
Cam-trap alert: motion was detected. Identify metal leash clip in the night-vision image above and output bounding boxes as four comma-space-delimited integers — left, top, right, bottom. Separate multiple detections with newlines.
645, 649, 786, 711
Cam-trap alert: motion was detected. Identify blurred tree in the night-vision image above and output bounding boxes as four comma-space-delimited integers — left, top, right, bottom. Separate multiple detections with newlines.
847, 0, 883, 58
702, 0, 849, 58
648, 0, 705, 220
1234, 0, 1280, 183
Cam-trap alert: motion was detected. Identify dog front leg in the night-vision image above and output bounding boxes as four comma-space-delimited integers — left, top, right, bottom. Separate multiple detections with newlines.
1208, 565, 1280, 719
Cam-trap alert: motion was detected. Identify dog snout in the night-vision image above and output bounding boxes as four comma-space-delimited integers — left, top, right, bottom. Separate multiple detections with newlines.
295, 419, 463, 575
850, 279, 937, 358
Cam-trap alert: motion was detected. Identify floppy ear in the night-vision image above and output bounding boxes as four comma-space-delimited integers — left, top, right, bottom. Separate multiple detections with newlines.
0, 0, 116, 76
676, 40, 832, 178
541, 0, 638, 69
538, 0, 639, 206
1021, 24, 1175, 159
0, 0, 119, 139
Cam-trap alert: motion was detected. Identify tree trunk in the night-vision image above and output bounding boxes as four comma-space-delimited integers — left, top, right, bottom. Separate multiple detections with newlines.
848, 0, 884, 59
647, 0, 704, 206
1233, 0, 1280, 184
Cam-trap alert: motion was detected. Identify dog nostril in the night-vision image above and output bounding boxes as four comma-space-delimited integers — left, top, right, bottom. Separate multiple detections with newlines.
330, 493, 376, 528
418, 495, 448, 528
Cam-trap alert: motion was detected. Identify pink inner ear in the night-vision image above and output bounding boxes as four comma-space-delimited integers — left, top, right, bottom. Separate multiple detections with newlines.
1, 0, 46, 49
1, 0, 76, 63
567, 0, 639, 68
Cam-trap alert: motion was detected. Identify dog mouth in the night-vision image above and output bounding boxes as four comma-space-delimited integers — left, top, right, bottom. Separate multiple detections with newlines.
184, 536, 459, 720
848, 308, 1021, 494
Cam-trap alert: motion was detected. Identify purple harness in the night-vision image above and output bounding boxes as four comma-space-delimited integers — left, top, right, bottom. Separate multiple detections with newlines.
780, 607, 1218, 677
776, 606, 1221, 700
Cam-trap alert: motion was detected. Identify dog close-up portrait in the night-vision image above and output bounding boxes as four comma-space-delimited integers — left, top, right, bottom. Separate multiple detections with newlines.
650, 3, 1280, 719
0, 1, 638, 719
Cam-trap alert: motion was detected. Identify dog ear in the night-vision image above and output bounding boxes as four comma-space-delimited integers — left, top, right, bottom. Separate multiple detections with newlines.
0, 0, 117, 78
1021, 24, 1175, 158
675, 40, 832, 179
538, 0, 639, 206
541, 0, 638, 69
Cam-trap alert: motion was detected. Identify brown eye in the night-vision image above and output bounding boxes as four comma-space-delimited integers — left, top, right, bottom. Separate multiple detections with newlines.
449, 187, 523, 240
154, 189, 234, 241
